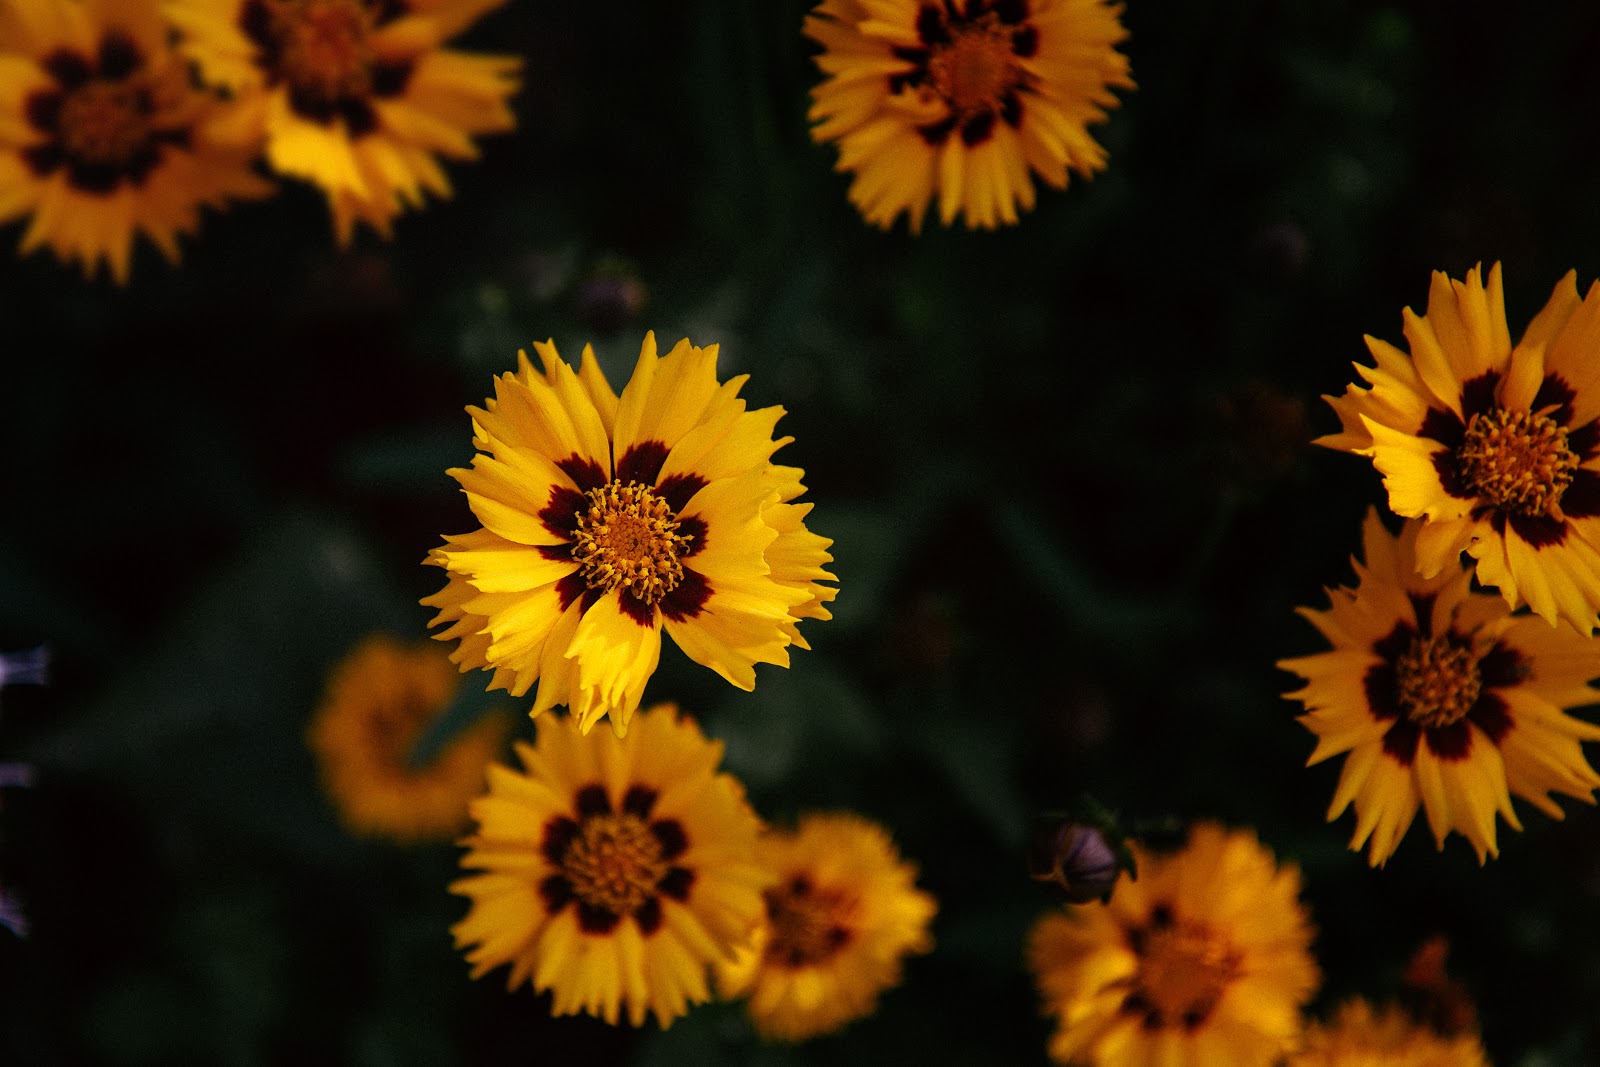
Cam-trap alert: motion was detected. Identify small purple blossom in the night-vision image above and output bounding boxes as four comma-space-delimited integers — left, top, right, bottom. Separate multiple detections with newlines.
0, 646, 48, 689
0, 886, 25, 938
1029, 820, 1123, 904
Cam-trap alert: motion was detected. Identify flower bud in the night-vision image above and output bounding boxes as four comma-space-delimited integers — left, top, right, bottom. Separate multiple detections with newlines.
1028, 819, 1124, 904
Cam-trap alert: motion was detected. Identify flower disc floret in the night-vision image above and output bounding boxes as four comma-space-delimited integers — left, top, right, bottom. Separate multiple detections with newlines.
571, 481, 691, 604
558, 811, 668, 918
1395, 634, 1482, 729
1456, 407, 1578, 517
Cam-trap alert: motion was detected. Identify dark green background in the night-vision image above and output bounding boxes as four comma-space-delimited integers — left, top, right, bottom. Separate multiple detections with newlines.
4, 0, 1600, 1062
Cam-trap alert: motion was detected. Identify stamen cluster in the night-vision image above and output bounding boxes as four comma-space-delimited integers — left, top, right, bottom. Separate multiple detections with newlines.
571, 482, 692, 604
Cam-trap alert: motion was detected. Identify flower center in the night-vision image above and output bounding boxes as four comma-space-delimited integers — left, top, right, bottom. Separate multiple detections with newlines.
265, 0, 376, 101
57, 80, 151, 167
1395, 634, 1482, 729
1135, 918, 1242, 1025
560, 813, 667, 917
928, 18, 1019, 117
571, 481, 692, 603
763, 876, 855, 968
1457, 408, 1578, 517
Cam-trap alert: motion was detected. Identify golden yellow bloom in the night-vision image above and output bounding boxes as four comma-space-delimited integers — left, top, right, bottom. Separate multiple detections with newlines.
1281, 509, 1600, 866
307, 635, 510, 843
1289, 999, 1489, 1067
716, 813, 935, 1041
165, 0, 519, 243
0, 0, 270, 282
423, 332, 836, 737
1321, 263, 1600, 634
1028, 822, 1318, 1067
451, 703, 768, 1028
804, 0, 1132, 232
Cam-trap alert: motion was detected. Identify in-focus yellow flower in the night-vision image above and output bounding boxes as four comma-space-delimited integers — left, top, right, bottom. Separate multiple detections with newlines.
165, 0, 519, 243
307, 635, 510, 843
1289, 999, 1489, 1067
451, 703, 768, 1028
1280, 509, 1600, 866
716, 813, 935, 1041
1321, 263, 1600, 634
804, 0, 1132, 232
423, 332, 837, 737
1028, 822, 1318, 1067
0, 0, 270, 281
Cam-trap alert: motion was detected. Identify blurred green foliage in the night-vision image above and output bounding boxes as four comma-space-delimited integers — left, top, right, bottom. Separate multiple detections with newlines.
5, 0, 1600, 1063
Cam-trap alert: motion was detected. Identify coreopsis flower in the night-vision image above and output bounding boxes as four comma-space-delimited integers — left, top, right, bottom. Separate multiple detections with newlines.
716, 813, 936, 1041
423, 333, 837, 736
165, 0, 519, 243
1028, 822, 1318, 1067
307, 636, 510, 843
1280, 509, 1600, 866
0, 0, 270, 281
1289, 999, 1488, 1067
451, 703, 768, 1028
804, 0, 1133, 232
1321, 263, 1600, 634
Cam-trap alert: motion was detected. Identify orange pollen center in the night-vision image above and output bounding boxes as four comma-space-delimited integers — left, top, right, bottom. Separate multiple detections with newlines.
269, 0, 375, 98
763, 877, 855, 969
928, 18, 1019, 116
571, 481, 691, 603
561, 814, 667, 916
1135, 920, 1242, 1025
1395, 634, 1482, 729
58, 81, 150, 166
1457, 408, 1578, 517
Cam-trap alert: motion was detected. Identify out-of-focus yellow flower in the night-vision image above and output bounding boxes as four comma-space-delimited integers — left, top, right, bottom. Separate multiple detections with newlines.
805, 0, 1132, 231
1289, 999, 1489, 1067
0, 0, 270, 281
307, 635, 509, 843
166, 0, 518, 242
1029, 822, 1318, 1067
717, 813, 936, 1041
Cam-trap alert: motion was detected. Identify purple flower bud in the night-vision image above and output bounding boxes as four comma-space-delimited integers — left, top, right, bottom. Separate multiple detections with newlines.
0, 646, 48, 689
1029, 821, 1122, 903
0, 763, 34, 789
0, 886, 25, 938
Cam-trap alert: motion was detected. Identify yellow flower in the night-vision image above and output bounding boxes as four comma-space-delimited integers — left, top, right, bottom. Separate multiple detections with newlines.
451, 703, 768, 1028
716, 813, 936, 1041
0, 0, 271, 282
423, 332, 837, 737
307, 635, 510, 843
165, 0, 519, 244
1289, 999, 1489, 1067
1321, 263, 1600, 634
1280, 509, 1600, 866
1028, 822, 1318, 1067
804, 0, 1133, 232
